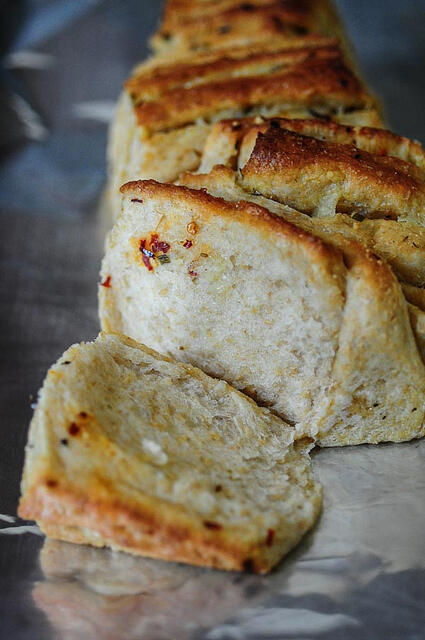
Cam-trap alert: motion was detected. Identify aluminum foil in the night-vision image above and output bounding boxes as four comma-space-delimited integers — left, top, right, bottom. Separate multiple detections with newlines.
1, 2, 424, 638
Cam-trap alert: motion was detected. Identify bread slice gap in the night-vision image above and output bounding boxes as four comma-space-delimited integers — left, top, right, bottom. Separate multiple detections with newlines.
183, 117, 425, 288
99, 181, 425, 446
19, 332, 322, 574
108, 44, 382, 218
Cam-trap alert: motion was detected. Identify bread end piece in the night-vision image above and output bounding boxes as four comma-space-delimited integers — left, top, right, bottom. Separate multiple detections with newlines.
19, 333, 322, 574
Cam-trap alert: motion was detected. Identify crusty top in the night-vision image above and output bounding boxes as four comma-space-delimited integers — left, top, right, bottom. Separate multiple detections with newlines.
126, 45, 376, 134
242, 126, 425, 223
202, 116, 425, 173
127, 42, 337, 101
161, 0, 318, 28
198, 117, 425, 224
153, 0, 340, 55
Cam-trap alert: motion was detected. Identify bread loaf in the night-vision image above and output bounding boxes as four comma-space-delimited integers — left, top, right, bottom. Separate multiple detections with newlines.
20, 0, 425, 577
108, 43, 382, 217
99, 181, 425, 446
18, 333, 321, 573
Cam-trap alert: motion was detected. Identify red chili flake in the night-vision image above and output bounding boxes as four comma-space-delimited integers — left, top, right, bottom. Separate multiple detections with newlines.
139, 238, 146, 251
101, 275, 112, 288
79, 412, 87, 418
149, 233, 158, 249
68, 423, 80, 436
188, 269, 198, 278
142, 254, 153, 271
131, 198, 144, 203
46, 479, 58, 488
183, 240, 193, 249
266, 528, 275, 546
203, 521, 222, 530
151, 235, 170, 253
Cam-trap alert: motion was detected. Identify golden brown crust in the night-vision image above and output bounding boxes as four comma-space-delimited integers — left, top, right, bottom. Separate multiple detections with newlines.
129, 46, 375, 134
161, 0, 317, 28
205, 116, 425, 172
153, 0, 346, 57
154, 2, 322, 53
20, 482, 277, 574
241, 126, 425, 221
127, 42, 337, 101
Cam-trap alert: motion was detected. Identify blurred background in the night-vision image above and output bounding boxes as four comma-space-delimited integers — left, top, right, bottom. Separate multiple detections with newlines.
0, 2, 424, 638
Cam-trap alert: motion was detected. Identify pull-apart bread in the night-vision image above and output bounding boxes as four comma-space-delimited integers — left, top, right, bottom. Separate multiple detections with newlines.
18, 333, 321, 573
152, 0, 352, 60
108, 44, 382, 216
192, 117, 425, 286
99, 177, 425, 447
185, 117, 425, 351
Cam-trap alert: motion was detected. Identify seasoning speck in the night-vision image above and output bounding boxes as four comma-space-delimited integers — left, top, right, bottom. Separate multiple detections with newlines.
101, 275, 112, 288
266, 528, 275, 546
183, 240, 193, 249
142, 254, 153, 271
203, 521, 222, 530
187, 221, 198, 235
68, 423, 80, 436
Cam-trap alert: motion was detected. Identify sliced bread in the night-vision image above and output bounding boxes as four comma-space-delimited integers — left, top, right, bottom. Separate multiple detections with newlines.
18, 332, 321, 573
99, 181, 425, 446
108, 44, 382, 218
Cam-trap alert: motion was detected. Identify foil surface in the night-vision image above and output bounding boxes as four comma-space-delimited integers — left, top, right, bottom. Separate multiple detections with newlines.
1, 1, 424, 638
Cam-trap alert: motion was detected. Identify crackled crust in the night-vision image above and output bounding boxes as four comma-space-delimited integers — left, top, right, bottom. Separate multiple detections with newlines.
161, 0, 320, 29
153, 0, 349, 58
242, 126, 425, 224
130, 47, 377, 135
127, 42, 337, 102
200, 116, 425, 173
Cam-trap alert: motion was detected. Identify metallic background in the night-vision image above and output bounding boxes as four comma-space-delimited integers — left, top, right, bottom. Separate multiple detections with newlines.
1, 1, 424, 638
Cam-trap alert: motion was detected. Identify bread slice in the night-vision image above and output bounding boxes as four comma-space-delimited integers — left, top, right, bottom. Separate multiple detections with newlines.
99, 181, 425, 446
152, 0, 353, 61
108, 44, 382, 218
18, 332, 321, 574
187, 117, 425, 287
